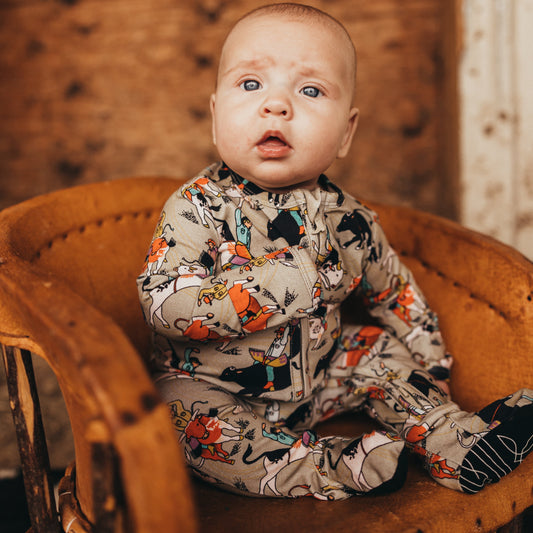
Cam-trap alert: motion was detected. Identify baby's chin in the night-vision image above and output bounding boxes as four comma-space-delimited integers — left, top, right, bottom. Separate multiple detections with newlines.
238, 166, 322, 193
260, 180, 320, 194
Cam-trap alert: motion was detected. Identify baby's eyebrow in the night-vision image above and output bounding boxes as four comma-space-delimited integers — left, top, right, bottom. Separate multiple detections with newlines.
297, 66, 342, 97
221, 57, 274, 78
298, 66, 323, 77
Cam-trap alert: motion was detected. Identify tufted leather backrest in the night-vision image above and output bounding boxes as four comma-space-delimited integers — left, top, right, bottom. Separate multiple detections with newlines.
3, 177, 533, 410
373, 203, 533, 411
3, 177, 182, 359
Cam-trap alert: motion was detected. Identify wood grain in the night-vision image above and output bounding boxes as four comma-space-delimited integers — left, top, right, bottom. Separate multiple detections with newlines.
0, 0, 454, 216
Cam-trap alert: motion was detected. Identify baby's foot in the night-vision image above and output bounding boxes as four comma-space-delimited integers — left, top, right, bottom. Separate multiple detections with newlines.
458, 395, 533, 493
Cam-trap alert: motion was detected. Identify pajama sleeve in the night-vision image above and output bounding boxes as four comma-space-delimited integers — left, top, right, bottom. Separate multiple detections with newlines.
137, 187, 316, 342
354, 209, 451, 379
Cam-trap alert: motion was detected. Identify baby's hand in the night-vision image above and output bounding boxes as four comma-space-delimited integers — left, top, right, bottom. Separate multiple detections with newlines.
435, 380, 451, 398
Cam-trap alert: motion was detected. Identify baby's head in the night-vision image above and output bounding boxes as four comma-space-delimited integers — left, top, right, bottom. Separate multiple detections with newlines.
210, 3, 359, 193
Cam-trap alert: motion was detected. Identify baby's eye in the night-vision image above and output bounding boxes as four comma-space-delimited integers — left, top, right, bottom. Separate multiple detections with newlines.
301, 86, 322, 98
240, 80, 262, 91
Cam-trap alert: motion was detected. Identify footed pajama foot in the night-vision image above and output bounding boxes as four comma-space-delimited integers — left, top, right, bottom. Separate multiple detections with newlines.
336, 430, 408, 496
459, 396, 533, 493
408, 390, 533, 493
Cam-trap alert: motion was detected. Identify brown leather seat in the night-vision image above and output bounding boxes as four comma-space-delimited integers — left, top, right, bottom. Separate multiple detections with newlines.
1, 177, 532, 532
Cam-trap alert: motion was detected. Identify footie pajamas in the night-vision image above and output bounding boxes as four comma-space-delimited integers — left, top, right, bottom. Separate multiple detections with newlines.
137, 162, 533, 500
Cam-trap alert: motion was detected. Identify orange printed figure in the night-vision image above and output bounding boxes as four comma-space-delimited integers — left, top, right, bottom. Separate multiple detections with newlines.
338, 325, 384, 368
390, 276, 425, 326
182, 314, 223, 342
142, 212, 176, 275
226, 277, 284, 333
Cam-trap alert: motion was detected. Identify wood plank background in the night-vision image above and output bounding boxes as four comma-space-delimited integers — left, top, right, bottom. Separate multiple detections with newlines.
0, 0, 455, 217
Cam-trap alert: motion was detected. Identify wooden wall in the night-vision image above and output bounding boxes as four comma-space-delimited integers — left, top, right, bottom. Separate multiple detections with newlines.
458, 0, 533, 259
0, 0, 456, 218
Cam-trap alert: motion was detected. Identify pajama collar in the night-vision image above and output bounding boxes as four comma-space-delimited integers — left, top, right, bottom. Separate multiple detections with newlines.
214, 162, 346, 210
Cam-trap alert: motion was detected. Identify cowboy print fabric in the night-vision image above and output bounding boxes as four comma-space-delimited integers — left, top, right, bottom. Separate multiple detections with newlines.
135, 162, 484, 498
137, 161, 450, 398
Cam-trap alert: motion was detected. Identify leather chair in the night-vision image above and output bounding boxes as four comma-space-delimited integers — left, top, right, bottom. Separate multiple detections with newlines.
1, 177, 532, 533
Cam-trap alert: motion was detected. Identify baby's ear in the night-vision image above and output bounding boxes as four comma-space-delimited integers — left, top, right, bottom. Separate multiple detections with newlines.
210, 93, 217, 145
337, 107, 359, 159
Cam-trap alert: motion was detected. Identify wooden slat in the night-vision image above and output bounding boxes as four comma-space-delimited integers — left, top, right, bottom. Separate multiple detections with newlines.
1, 345, 61, 533
90, 440, 122, 533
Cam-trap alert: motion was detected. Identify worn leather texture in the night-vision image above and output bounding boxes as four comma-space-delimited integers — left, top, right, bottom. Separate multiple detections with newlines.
1, 177, 532, 532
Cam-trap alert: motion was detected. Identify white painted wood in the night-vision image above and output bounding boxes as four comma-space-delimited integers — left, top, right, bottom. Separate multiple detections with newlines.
458, 0, 533, 259
514, 0, 533, 257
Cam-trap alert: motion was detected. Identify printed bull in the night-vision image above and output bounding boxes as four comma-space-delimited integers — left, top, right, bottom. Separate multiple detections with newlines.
336, 209, 372, 250
185, 414, 244, 464
221, 362, 291, 396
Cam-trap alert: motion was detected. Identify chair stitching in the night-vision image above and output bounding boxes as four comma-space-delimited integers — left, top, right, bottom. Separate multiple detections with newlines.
31, 209, 156, 261
29, 219, 512, 320
397, 249, 508, 320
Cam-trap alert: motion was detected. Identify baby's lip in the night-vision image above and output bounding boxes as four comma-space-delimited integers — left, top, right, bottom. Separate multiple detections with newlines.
257, 130, 291, 148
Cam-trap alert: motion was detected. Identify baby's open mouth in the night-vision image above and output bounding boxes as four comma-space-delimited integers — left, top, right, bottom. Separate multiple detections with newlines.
258, 130, 290, 146
261, 135, 287, 147
256, 131, 291, 158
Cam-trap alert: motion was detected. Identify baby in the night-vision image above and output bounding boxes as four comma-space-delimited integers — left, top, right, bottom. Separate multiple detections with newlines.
137, 3, 533, 500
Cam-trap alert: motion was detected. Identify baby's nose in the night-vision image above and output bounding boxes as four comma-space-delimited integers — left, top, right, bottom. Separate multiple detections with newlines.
261, 92, 292, 118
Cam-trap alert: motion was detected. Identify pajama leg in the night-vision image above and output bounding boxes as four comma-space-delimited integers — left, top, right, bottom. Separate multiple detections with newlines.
330, 325, 533, 493
155, 373, 407, 500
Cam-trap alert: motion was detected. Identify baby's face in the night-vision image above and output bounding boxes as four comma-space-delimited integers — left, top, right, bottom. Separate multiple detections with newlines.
211, 14, 358, 192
